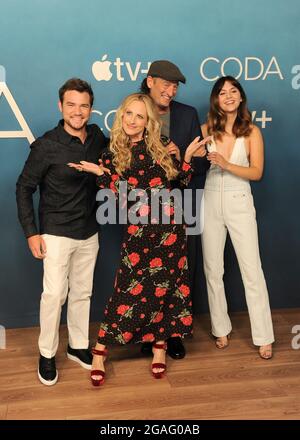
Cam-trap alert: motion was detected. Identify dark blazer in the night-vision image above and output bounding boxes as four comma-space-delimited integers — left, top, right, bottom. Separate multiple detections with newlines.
169, 100, 209, 189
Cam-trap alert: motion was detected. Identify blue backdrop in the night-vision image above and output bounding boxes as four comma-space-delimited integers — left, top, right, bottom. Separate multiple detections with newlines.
0, 0, 299, 328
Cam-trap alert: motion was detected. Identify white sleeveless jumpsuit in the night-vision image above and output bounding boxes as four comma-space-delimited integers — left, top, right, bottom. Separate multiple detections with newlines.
201, 137, 274, 346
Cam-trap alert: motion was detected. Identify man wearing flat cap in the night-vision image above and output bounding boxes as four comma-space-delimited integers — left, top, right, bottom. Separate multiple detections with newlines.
140, 60, 209, 360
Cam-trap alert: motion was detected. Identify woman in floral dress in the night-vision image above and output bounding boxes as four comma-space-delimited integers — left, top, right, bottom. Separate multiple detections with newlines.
69, 93, 209, 385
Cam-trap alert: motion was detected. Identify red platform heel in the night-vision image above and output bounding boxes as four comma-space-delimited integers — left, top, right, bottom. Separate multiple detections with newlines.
151, 343, 167, 379
91, 348, 107, 386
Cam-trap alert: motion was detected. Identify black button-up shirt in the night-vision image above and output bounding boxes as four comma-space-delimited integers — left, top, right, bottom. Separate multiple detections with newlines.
16, 121, 107, 240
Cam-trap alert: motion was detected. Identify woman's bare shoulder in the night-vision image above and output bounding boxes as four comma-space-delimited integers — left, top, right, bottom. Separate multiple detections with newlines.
249, 124, 262, 138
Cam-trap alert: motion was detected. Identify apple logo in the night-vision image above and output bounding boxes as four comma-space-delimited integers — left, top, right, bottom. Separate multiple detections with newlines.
92, 54, 113, 81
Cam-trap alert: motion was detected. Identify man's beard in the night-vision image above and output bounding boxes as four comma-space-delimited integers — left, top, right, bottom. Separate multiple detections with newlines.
65, 118, 87, 131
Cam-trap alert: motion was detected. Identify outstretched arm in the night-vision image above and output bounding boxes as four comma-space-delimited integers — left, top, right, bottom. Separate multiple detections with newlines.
68, 150, 122, 194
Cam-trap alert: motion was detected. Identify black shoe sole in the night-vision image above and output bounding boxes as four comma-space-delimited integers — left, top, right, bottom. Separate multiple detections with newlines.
167, 350, 186, 360
67, 353, 92, 370
38, 369, 58, 386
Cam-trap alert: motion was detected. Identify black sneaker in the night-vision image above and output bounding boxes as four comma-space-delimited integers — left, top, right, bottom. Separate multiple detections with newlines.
38, 355, 58, 386
67, 345, 92, 370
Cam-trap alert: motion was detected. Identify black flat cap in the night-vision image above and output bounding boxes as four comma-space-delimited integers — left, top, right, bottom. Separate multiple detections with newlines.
147, 60, 186, 84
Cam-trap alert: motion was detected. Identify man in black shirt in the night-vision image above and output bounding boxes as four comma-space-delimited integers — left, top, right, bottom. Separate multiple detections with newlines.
16, 78, 107, 386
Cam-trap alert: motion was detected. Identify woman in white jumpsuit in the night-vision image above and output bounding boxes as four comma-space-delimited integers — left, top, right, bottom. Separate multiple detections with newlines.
201, 76, 274, 359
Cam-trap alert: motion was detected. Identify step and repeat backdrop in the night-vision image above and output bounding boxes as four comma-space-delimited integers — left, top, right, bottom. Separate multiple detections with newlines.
0, 0, 299, 327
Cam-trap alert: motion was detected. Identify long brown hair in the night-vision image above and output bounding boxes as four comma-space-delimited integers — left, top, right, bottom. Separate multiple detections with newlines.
207, 76, 252, 140
109, 93, 178, 180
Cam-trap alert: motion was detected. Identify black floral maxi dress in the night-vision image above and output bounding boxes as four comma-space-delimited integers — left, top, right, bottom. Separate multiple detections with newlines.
96, 140, 193, 345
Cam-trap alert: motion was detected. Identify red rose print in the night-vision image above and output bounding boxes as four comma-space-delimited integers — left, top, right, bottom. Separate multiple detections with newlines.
159, 328, 165, 333
139, 154, 145, 160
117, 305, 130, 315
149, 177, 162, 187
169, 304, 174, 309
178, 256, 186, 270
155, 287, 167, 297
171, 321, 176, 326
140, 313, 145, 319
182, 161, 191, 172
141, 297, 147, 302
111, 174, 119, 182
139, 205, 150, 217
179, 284, 190, 297
168, 253, 174, 258
128, 177, 138, 186
143, 248, 149, 253
170, 269, 175, 274
137, 270, 143, 275
105, 159, 111, 164
153, 312, 163, 323
139, 170, 144, 175
150, 258, 162, 268
112, 323, 118, 328
130, 283, 143, 295
98, 329, 106, 337
164, 205, 174, 216
128, 225, 139, 235
171, 333, 182, 338
128, 252, 140, 266
109, 181, 117, 192
142, 333, 155, 342
163, 233, 177, 246
181, 316, 193, 326
122, 332, 133, 342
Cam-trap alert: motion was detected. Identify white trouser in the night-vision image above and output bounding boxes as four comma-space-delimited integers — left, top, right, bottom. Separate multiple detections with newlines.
201, 189, 274, 346
38, 233, 99, 358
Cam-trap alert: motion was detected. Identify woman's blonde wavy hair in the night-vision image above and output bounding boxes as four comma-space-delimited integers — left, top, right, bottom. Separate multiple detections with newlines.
109, 93, 178, 180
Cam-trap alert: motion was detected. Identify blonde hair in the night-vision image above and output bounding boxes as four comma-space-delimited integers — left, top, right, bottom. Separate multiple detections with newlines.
109, 93, 178, 180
